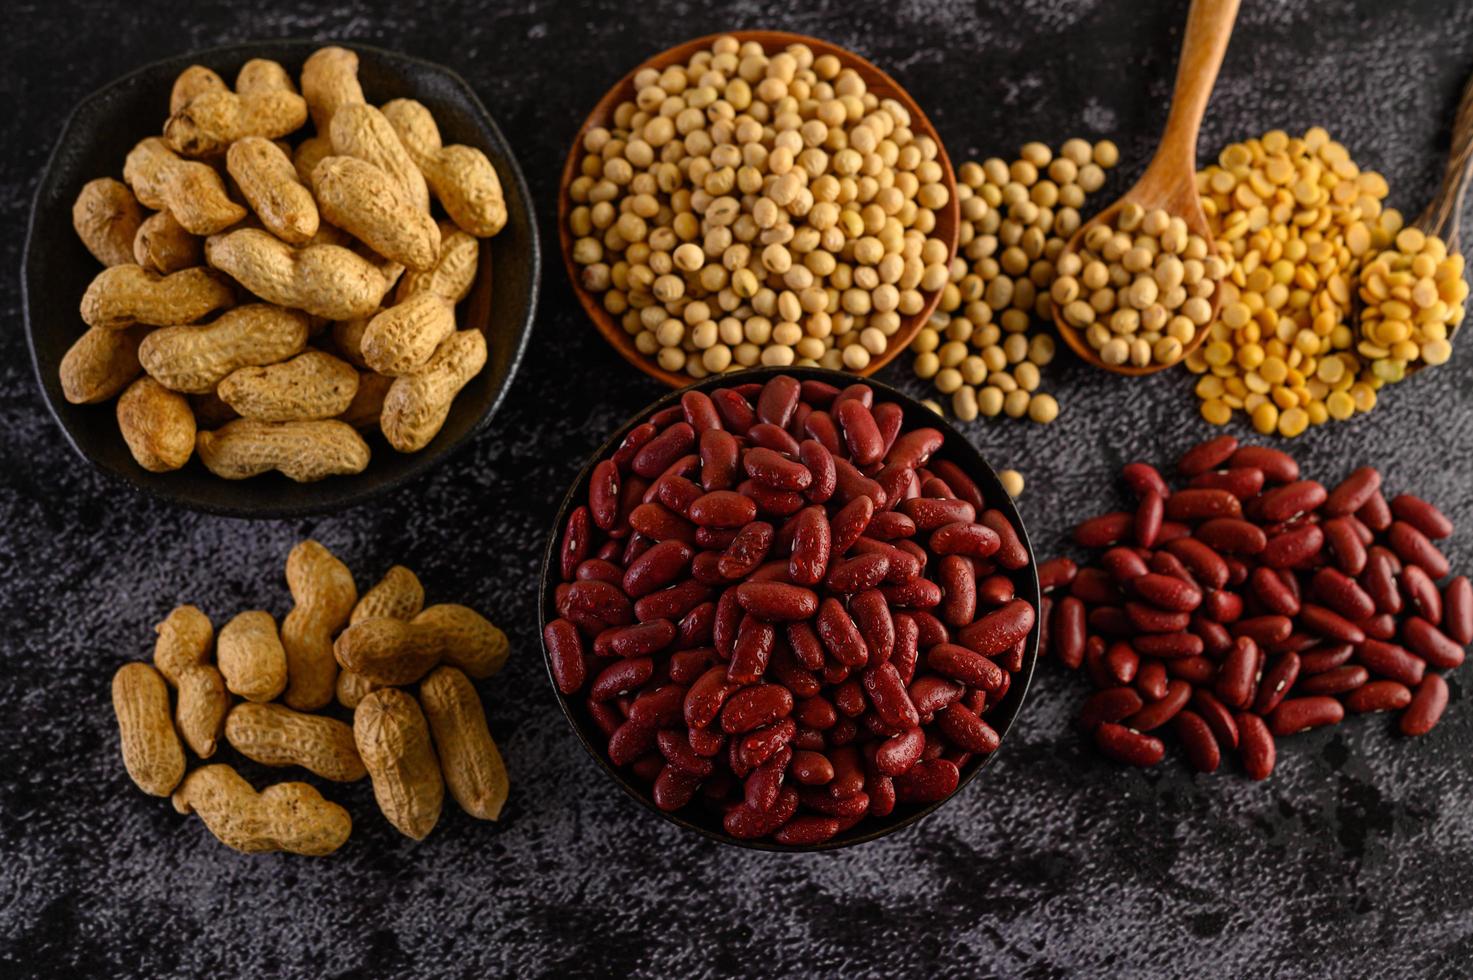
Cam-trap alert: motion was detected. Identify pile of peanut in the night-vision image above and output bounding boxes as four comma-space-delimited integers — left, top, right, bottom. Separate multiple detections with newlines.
111, 541, 510, 854
911, 139, 1119, 421
64, 46, 507, 482
566, 36, 954, 378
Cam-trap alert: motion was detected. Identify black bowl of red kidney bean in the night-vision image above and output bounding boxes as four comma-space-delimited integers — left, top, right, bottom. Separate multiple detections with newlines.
540, 368, 1040, 850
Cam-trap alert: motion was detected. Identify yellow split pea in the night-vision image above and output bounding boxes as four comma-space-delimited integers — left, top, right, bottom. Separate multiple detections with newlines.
566, 36, 952, 379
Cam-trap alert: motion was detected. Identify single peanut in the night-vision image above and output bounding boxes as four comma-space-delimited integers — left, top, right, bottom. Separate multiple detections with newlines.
338, 370, 392, 430
73, 178, 143, 267
205, 228, 394, 319
312, 155, 440, 271
80, 265, 234, 331
169, 64, 227, 116
355, 688, 443, 840
112, 662, 185, 796
301, 46, 365, 133
175, 664, 229, 758
139, 303, 309, 394
225, 702, 367, 781
217, 610, 288, 702
382, 98, 506, 237
330, 102, 430, 212
420, 666, 507, 821
172, 764, 352, 856
134, 211, 202, 274
152, 604, 214, 685
334, 603, 506, 684
196, 418, 371, 481
351, 565, 425, 624
280, 539, 357, 710
123, 138, 246, 235
59, 325, 147, 404
381, 329, 486, 452
360, 293, 456, 376
217, 349, 360, 422
394, 222, 479, 304
164, 58, 307, 157
226, 136, 319, 245
116, 376, 196, 471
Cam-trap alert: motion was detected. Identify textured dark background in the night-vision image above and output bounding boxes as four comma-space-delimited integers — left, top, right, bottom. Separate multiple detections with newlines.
3, 1, 1472, 976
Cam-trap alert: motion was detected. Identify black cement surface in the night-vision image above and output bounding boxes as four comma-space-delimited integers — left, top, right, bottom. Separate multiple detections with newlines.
3, 1, 1472, 976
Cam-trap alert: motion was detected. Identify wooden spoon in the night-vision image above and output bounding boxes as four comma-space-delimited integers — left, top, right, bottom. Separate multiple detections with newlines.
1053, 0, 1241, 376
1354, 69, 1473, 375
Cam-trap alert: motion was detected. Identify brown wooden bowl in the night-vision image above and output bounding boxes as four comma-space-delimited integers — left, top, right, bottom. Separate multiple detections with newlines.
557, 30, 959, 389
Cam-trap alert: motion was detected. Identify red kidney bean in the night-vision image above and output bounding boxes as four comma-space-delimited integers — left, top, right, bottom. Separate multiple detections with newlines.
1297, 665, 1369, 696
1102, 547, 1149, 583
1052, 597, 1087, 669
564, 579, 635, 626
930, 522, 1001, 559
893, 758, 961, 801
1124, 679, 1191, 731
607, 722, 656, 766
699, 429, 740, 492
716, 522, 773, 581
1189, 467, 1265, 499
1355, 490, 1391, 534
1157, 520, 1192, 543
612, 422, 659, 472
981, 511, 1030, 570
687, 491, 757, 529
1250, 567, 1299, 617
1133, 490, 1165, 548
772, 815, 841, 846
1260, 524, 1324, 569
1078, 687, 1144, 731
734, 582, 818, 621
1362, 614, 1397, 640
631, 422, 695, 479
1444, 577, 1473, 644
956, 599, 1035, 656
657, 728, 716, 778
1297, 604, 1365, 645
670, 648, 717, 685
1268, 696, 1343, 736
1322, 466, 1379, 516
726, 615, 775, 684
1388, 521, 1450, 579
1215, 637, 1259, 709
652, 765, 701, 811
1390, 494, 1453, 539
927, 643, 1004, 691
1252, 652, 1300, 714
938, 702, 1000, 754
1127, 602, 1191, 634
1165, 538, 1230, 589
866, 510, 916, 541
591, 657, 654, 702
832, 399, 882, 466
1132, 632, 1204, 658
1236, 712, 1275, 779
545, 619, 587, 695
1122, 461, 1172, 499
1402, 617, 1465, 669
678, 389, 722, 433
1166, 656, 1216, 685
1095, 723, 1165, 766
1361, 550, 1403, 615
1038, 557, 1078, 592
1178, 435, 1239, 477
1233, 616, 1292, 648
561, 506, 593, 581
1228, 445, 1299, 483
936, 556, 978, 628
755, 375, 800, 428
1343, 680, 1412, 714
828, 497, 876, 558
1133, 573, 1203, 612
1401, 565, 1443, 625
720, 684, 794, 734
1259, 480, 1327, 523
1195, 518, 1267, 555
1106, 641, 1139, 684
588, 459, 621, 531
1298, 643, 1353, 674
1193, 614, 1234, 654
874, 726, 927, 776
1308, 567, 1373, 622
926, 459, 982, 512
1135, 661, 1168, 701
1174, 709, 1221, 773
1165, 488, 1242, 521
1075, 512, 1134, 547
602, 620, 677, 659
1190, 689, 1239, 749
1357, 639, 1426, 686
1322, 516, 1368, 575
743, 448, 811, 493
621, 540, 693, 599
1399, 675, 1449, 736
790, 750, 835, 786
817, 598, 870, 668
825, 553, 890, 594
1070, 567, 1119, 605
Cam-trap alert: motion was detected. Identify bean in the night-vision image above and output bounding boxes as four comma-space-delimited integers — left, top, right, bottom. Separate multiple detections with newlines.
1075, 512, 1134, 547
1387, 521, 1450, 579
938, 702, 1000, 753
1133, 573, 1203, 612
893, 758, 961, 802
1400, 675, 1449, 736
1323, 466, 1381, 516
1310, 567, 1375, 621
1401, 565, 1443, 625
1361, 549, 1403, 615
1445, 577, 1473, 645
981, 511, 1031, 570
1195, 518, 1266, 555
1106, 641, 1139, 684
1122, 461, 1172, 500
734, 582, 818, 621
1135, 491, 1165, 548
927, 643, 1005, 691
1298, 643, 1354, 674
1094, 723, 1165, 766
1078, 687, 1144, 731
1135, 661, 1169, 701
1189, 467, 1265, 499
544, 619, 587, 695
1165, 489, 1242, 521
1357, 638, 1426, 686
1191, 689, 1239, 749
1102, 547, 1149, 583
1251, 652, 1300, 714
1260, 524, 1324, 569
1296, 665, 1368, 696
956, 599, 1036, 656
1175, 709, 1221, 773
1268, 696, 1344, 736
1038, 557, 1078, 592
1165, 538, 1230, 589
1227, 446, 1299, 483
1402, 617, 1465, 669
1346, 680, 1413, 713
1390, 494, 1453, 540
1236, 712, 1276, 780
1215, 637, 1259, 709
1297, 604, 1365, 645
1177, 435, 1238, 477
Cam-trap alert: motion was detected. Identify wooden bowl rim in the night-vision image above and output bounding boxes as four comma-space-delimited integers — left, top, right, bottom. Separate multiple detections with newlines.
557, 30, 959, 389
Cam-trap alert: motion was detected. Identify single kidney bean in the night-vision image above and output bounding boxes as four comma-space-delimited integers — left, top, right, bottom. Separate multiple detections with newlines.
939, 556, 979, 628
1135, 660, 1169, 701
788, 507, 832, 587
1297, 665, 1369, 696
699, 429, 740, 492
834, 399, 884, 466
564, 579, 635, 627
892, 613, 921, 683
1089, 606, 1132, 636
670, 647, 717, 684
1038, 557, 1078, 592
929, 459, 985, 512
886, 428, 944, 470
927, 643, 1005, 691
816, 598, 870, 668
1075, 512, 1134, 548
1165, 488, 1242, 521
862, 662, 918, 730
1133, 573, 1203, 612
773, 815, 842, 846
832, 456, 886, 509
1400, 675, 1449, 736
1261, 524, 1325, 569
1128, 602, 1190, 634
829, 496, 875, 557
588, 459, 621, 531
728, 616, 776, 684
1361, 550, 1403, 615
1215, 637, 1260, 709
1122, 461, 1171, 499
755, 375, 800, 428
1095, 723, 1165, 766
657, 729, 716, 778
1134, 491, 1165, 548
881, 577, 944, 609
607, 721, 656, 767
1346, 680, 1413, 713
720, 684, 795, 734
591, 657, 654, 702
1236, 712, 1276, 780
847, 591, 893, 667
1051, 598, 1087, 670
1356, 488, 1393, 531
1193, 614, 1234, 654
1298, 643, 1354, 674
930, 522, 1001, 559
873, 403, 904, 458
680, 389, 723, 433
1387, 521, 1450, 579
798, 439, 838, 504
1190, 689, 1239, 749
1310, 567, 1375, 622
1189, 467, 1265, 499
1357, 639, 1426, 686
1401, 565, 1443, 625
1390, 494, 1453, 539
631, 422, 695, 479
901, 496, 976, 531
622, 540, 694, 599
981, 511, 1030, 570
1124, 679, 1191, 731
1132, 632, 1205, 658
612, 422, 659, 471
628, 502, 696, 545
874, 727, 927, 775
938, 702, 1000, 754
1323, 517, 1368, 575
791, 750, 835, 785
1078, 687, 1144, 731
867, 510, 917, 541
545, 619, 587, 695
1251, 567, 1300, 617
1402, 617, 1465, 669
1228, 445, 1298, 483
1268, 696, 1343, 736
652, 765, 701, 811
826, 553, 891, 594
1297, 604, 1365, 645
1175, 709, 1221, 773
1444, 576, 1473, 644
1102, 547, 1150, 583
1071, 566, 1121, 604
956, 599, 1036, 656
1233, 616, 1293, 647
1164, 538, 1230, 589
688, 491, 759, 529
1362, 613, 1398, 640
602, 620, 677, 659
1177, 435, 1239, 477
734, 582, 819, 621
561, 506, 593, 581
1323, 466, 1380, 516
1252, 652, 1300, 714
717, 522, 775, 581
1165, 656, 1216, 685
908, 674, 964, 721
743, 447, 812, 493
893, 757, 961, 802
1106, 641, 1139, 684
1195, 518, 1267, 555
724, 787, 799, 839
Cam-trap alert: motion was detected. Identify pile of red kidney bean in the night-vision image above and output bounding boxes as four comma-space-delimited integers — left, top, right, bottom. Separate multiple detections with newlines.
545, 374, 1036, 845
1040, 434, 1467, 777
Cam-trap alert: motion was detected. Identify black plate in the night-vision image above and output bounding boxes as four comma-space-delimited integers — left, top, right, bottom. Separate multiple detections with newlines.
23, 40, 539, 518
538, 367, 1042, 851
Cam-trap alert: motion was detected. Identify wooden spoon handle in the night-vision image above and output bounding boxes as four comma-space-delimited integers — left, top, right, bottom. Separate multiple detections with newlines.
1415, 70, 1473, 252
1149, 0, 1241, 177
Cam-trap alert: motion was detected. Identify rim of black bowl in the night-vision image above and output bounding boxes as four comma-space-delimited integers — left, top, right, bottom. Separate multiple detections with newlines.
22, 39, 540, 519
538, 366, 1041, 852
